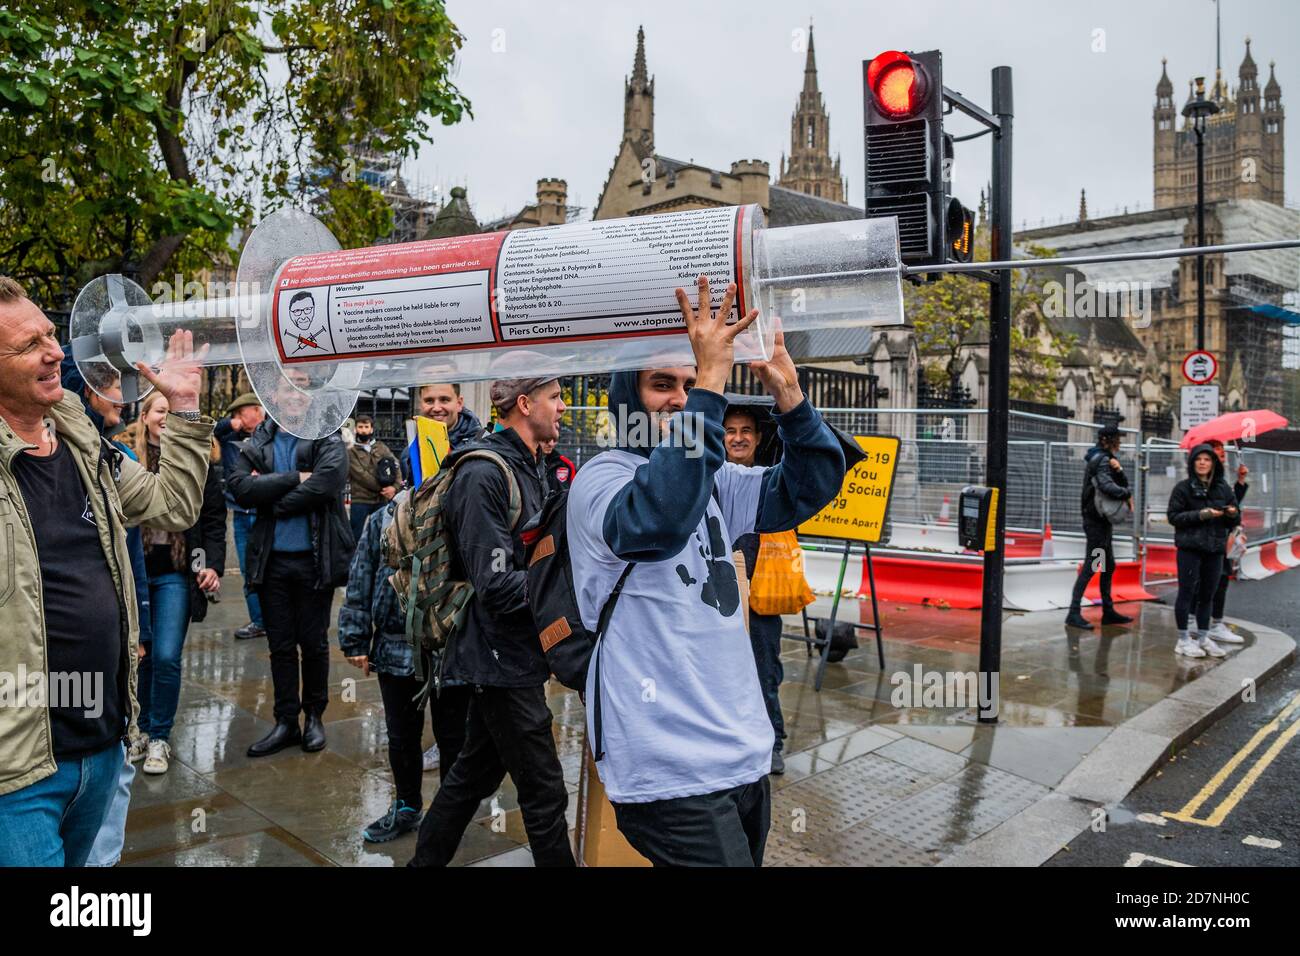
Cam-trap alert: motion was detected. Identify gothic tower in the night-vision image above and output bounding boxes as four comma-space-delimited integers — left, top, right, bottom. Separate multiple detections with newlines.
1262, 60, 1285, 204
623, 25, 654, 160
1153, 40, 1284, 209
777, 25, 846, 202
1153, 59, 1177, 208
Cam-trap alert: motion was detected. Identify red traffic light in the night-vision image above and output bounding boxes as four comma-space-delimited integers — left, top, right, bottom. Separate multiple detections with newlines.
867, 50, 929, 118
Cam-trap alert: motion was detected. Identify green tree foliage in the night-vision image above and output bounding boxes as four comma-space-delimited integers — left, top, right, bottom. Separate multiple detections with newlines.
905, 224, 1074, 402
0, 1, 470, 306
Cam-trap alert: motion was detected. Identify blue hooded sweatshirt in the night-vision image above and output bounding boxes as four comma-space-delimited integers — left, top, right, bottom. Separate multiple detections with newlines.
565, 370, 852, 802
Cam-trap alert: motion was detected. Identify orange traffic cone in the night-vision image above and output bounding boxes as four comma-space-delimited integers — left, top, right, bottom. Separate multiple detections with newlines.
1040, 522, 1055, 559
938, 495, 951, 525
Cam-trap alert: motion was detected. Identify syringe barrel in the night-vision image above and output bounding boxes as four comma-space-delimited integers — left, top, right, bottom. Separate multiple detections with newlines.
752, 216, 904, 333
72, 204, 903, 437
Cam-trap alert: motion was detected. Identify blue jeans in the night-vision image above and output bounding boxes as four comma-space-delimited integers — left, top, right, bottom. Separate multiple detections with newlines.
232, 510, 264, 627
0, 743, 124, 866
86, 750, 135, 866
139, 571, 190, 742
750, 613, 786, 751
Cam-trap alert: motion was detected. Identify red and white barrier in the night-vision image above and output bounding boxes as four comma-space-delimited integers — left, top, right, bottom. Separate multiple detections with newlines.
1237, 534, 1300, 580
799, 544, 1154, 612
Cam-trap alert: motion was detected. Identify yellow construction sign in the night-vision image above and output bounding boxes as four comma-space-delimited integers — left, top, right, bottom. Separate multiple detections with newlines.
798, 435, 900, 543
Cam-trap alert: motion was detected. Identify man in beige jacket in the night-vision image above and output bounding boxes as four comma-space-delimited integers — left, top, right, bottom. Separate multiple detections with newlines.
0, 276, 212, 866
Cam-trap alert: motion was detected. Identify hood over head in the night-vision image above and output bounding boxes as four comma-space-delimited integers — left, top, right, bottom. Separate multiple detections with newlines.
1187, 442, 1225, 483
608, 370, 655, 459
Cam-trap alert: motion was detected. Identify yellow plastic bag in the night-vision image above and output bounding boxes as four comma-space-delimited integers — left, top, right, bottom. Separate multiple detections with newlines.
749, 530, 815, 616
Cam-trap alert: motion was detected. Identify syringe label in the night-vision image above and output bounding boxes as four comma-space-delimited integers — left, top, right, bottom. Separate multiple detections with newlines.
273, 231, 504, 364
495, 204, 741, 340
271, 205, 744, 363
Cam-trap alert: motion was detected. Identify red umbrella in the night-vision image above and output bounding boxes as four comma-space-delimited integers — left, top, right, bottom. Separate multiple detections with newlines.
1180, 409, 1289, 449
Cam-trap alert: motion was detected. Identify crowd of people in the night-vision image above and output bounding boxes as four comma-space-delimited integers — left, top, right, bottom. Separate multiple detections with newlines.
0, 272, 855, 868
0, 266, 1263, 868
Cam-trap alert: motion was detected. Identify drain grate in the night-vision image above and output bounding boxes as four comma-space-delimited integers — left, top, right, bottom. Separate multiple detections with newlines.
877, 736, 970, 779
865, 764, 1048, 852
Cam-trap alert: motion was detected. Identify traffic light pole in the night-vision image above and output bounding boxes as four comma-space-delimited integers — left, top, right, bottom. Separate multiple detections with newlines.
979, 66, 1013, 724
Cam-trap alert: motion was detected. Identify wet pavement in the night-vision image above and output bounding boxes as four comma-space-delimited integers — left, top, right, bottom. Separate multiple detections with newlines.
1046, 571, 1300, 868
118, 571, 1266, 867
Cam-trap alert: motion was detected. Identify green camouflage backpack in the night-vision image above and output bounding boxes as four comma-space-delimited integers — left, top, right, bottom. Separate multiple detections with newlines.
383, 448, 521, 683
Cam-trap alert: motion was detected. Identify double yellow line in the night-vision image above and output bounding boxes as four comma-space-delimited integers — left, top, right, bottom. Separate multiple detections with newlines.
1162, 690, 1300, 827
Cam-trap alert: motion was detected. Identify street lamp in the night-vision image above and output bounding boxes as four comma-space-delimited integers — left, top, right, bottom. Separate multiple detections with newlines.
1182, 76, 1220, 351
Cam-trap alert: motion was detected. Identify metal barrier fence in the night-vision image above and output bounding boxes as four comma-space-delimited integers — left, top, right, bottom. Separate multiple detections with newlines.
1142, 443, 1300, 546
555, 405, 1300, 562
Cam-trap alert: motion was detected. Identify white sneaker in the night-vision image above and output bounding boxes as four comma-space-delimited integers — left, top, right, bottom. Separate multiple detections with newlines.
1208, 622, 1245, 644
1175, 636, 1207, 658
422, 744, 440, 772
142, 739, 171, 775
127, 733, 150, 763
1198, 634, 1228, 658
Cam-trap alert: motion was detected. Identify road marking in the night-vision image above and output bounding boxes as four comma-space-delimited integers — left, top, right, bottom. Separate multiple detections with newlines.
1136, 813, 1168, 826
1124, 852, 1192, 867
1242, 835, 1282, 849
1162, 690, 1300, 828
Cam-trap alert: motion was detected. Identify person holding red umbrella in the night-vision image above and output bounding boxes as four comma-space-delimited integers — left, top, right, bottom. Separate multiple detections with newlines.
1204, 439, 1250, 644
1166, 444, 1241, 659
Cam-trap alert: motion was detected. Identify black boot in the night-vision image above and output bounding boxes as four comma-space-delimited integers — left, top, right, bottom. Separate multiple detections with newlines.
248, 718, 302, 757
302, 712, 327, 752
1100, 607, 1134, 625
1064, 608, 1092, 629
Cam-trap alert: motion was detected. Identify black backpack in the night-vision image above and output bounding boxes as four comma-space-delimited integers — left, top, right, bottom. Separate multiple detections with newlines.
522, 487, 633, 693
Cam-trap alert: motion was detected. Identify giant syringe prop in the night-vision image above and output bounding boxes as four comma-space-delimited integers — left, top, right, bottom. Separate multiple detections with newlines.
71, 202, 1300, 439
72, 205, 905, 438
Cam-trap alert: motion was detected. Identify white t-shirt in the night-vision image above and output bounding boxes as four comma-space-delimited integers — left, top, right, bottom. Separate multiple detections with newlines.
567, 450, 775, 803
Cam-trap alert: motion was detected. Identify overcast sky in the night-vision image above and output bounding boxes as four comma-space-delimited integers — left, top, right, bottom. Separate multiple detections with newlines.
404, 0, 1299, 230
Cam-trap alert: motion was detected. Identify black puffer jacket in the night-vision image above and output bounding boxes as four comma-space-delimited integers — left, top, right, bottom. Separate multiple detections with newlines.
442, 427, 551, 687
227, 420, 354, 591
1167, 443, 1241, 553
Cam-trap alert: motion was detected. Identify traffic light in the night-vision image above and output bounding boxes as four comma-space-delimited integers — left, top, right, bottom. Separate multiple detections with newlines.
864, 49, 967, 269
947, 197, 975, 263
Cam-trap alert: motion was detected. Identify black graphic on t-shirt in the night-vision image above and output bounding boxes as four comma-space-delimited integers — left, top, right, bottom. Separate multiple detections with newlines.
698, 514, 739, 616
675, 565, 696, 587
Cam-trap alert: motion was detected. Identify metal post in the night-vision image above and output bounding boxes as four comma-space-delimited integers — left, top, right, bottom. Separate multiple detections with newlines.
864, 543, 884, 668
1271, 450, 1280, 541
978, 65, 1012, 724
1195, 124, 1207, 351
1138, 438, 1151, 588
1040, 439, 1051, 537
1132, 424, 1145, 574
814, 539, 853, 692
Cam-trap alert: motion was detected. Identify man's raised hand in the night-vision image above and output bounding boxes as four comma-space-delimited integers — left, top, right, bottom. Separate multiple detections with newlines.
135, 329, 208, 413
674, 276, 758, 395
750, 323, 804, 413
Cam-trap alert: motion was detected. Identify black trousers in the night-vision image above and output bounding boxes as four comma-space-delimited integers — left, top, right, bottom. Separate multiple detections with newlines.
377, 674, 472, 809
259, 551, 333, 721
408, 684, 574, 867
612, 776, 772, 867
1174, 549, 1224, 632
1212, 561, 1233, 619
1070, 523, 1116, 611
